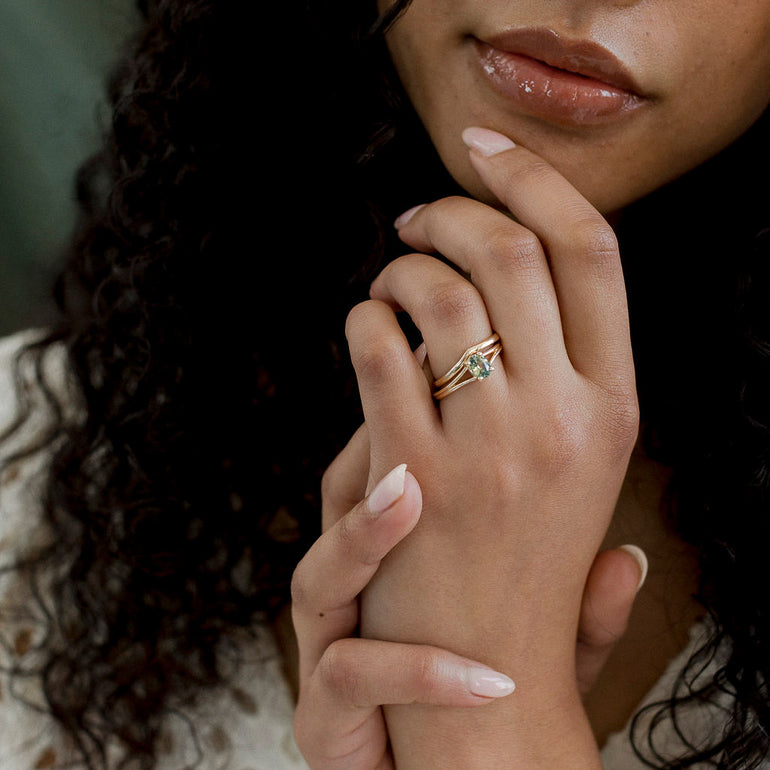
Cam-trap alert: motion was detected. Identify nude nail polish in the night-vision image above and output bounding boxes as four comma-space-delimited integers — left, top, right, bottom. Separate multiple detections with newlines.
466, 667, 516, 698
368, 464, 407, 514
394, 204, 426, 228
461, 127, 516, 157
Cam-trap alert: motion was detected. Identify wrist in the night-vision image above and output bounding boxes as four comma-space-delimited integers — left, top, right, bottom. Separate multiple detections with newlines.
385, 682, 600, 769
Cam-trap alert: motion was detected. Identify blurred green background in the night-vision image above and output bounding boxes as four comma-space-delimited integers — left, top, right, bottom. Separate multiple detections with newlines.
0, 0, 137, 336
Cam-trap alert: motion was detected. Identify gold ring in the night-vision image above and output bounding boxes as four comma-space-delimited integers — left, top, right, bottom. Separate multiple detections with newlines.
432, 333, 502, 401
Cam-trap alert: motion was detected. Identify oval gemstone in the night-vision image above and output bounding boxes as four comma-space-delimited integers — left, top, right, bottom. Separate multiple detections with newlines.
467, 353, 491, 379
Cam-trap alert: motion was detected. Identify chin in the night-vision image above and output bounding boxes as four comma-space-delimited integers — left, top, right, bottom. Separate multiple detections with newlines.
446, 149, 653, 219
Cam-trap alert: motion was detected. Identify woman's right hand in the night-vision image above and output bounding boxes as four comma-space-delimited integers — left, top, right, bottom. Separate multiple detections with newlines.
291, 426, 647, 769
292, 445, 519, 769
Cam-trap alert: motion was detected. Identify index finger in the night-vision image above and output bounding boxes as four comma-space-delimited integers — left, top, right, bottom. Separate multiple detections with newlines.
292, 466, 422, 682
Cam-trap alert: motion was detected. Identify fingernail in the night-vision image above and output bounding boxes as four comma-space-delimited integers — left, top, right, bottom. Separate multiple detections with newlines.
394, 204, 426, 228
368, 464, 407, 514
466, 667, 516, 698
462, 127, 516, 157
620, 544, 649, 592
414, 342, 427, 365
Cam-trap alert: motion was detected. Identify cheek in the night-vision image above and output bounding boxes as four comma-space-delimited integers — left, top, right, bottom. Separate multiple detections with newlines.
656, 23, 770, 175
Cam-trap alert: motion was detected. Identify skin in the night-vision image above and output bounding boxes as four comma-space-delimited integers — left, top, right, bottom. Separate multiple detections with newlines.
292, 0, 770, 766
292, 425, 645, 769
381, 0, 770, 214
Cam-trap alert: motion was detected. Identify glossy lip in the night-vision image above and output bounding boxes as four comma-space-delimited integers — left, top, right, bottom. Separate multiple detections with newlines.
473, 27, 649, 125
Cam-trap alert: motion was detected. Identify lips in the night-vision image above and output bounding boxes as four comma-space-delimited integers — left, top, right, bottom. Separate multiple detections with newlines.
473, 28, 647, 125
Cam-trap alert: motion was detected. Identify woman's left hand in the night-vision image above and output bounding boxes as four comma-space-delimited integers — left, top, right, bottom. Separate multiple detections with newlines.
292, 424, 645, 768
345, 128, 640, 766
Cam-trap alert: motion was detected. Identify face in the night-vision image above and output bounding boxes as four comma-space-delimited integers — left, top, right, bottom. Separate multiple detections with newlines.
381, 0, 770, 213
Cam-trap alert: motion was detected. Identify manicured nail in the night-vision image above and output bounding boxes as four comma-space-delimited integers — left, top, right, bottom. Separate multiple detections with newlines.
466, 667, 516, 698
462, 127, 516, 157
414, 342, 427, 365
368, 464, 407, 514
394, 204, 426, 228
620, 544, 649, 592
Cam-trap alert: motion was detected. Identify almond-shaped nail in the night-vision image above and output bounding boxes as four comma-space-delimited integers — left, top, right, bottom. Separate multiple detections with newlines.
462, 127, 516, 157
394, 204, 426, 229
368, 464, 407, 515
466, 667, 516, 698
620, 544, 649, 592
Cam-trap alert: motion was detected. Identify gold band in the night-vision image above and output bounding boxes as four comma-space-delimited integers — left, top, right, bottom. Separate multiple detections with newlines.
432, 333, 502, 401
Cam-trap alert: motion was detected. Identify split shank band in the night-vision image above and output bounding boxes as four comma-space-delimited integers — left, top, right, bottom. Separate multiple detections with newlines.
432, 333, 503, 401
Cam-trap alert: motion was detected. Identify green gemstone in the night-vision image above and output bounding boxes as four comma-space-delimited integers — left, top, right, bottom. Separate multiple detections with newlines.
467, 353, 491, 379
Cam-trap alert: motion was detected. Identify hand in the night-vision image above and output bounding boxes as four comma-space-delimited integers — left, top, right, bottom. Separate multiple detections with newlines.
291, 424, 646, 768
292, 427, 516, 770
344, 128, 640, 766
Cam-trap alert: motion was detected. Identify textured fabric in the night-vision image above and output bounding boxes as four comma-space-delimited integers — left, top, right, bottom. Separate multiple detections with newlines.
0, 330, 762, 768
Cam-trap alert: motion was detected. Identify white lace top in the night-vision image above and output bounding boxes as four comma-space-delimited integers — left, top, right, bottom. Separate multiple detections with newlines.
0, 331, 759, 768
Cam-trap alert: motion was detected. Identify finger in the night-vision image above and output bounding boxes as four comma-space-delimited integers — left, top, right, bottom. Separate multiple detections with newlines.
322, 423, 370, 531
370, 252, 494, 378
292, 465, 422, 682
369, 254, 507, 414
576, 545, 648, 696
462, 127, 634, 387
295, 637, 515, 768
321, 344, 429, 532
389, 198, 568, 377
345, 298, 438, 438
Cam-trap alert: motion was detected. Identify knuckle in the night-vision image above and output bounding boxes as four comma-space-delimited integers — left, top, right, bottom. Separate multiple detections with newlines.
571, 218, 619, 267
352, 336, 406, 386
538, 416, 589, 470
318, 639, 363, 705
336, 511, 381, 566
487, 228, 543, 276
334, 509, 361, 553
406, 648, 442, 700
422, 281, 482, 328
531, 392, 592, 470
603, 390, 641, 450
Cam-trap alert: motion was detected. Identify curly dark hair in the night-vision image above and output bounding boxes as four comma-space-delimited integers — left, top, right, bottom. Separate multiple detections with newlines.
619, 110, 770, 767
2, 0, 769, 767
0, 0, 391, 764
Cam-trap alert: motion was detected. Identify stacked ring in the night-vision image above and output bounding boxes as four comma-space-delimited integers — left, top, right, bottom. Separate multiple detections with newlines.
432, 333, 503, 401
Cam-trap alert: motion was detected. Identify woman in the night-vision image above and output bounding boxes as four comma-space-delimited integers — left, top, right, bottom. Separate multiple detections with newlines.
0, 0, 768, 768
293, 0, 770, 767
